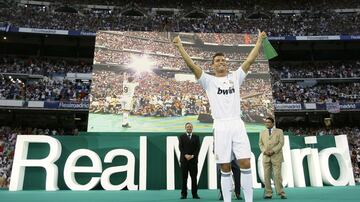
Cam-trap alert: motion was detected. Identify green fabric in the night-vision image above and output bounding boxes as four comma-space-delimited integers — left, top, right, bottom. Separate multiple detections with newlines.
262, 38, 278, 60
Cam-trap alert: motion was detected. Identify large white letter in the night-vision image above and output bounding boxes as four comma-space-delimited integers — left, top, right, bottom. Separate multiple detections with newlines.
100, 149, 138, 190
9, 135, 61, 191
166, 136, 181, 190
64, 149, 102, 190
251, 152, 261, 188
291, 145, 323, 188
304, 136, 323, 187
291, 148, 310, 187
319, 135, 355, 186
197, 136, 217, 189
139, 136, 147, 190
282, 136, 294, 187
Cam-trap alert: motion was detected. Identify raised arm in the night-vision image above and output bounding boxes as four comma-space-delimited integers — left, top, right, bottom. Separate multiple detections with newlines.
242, 30, 267, 73
173, 36, 203, 79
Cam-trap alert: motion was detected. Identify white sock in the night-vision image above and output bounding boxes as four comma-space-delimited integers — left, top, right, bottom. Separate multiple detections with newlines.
241, 168, 253, 202
122, 112, 129, 125
221, 171, 232, 202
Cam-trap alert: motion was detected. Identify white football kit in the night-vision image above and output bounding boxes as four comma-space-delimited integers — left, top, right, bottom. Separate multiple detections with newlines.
198, 68, 251, 163
121, 81, 138, 111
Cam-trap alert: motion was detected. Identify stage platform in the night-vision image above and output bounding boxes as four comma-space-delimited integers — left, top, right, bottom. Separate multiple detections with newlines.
1, 186, 360, 202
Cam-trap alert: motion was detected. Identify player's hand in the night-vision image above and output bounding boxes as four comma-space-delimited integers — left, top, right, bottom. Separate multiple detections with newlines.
173, 36, 182, 47
257, 29, 267, 40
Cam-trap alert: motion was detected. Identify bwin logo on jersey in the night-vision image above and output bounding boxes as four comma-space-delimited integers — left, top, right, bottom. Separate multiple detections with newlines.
217, 87, 235, 95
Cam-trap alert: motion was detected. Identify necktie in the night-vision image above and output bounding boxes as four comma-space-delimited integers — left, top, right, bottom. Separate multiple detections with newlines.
268, 129, 272, 136
188, 134, 191, 139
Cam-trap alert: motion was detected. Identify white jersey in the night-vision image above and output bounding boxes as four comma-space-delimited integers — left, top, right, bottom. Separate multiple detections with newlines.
198, 68, 247, 120
122, 81, 138, 98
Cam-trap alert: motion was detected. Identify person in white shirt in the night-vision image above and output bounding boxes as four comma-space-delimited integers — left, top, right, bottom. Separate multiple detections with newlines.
121, 72, 139, 128
173, 30, 267, 202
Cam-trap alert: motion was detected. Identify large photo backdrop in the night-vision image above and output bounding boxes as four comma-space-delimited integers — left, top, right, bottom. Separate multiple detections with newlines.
88, 31, 274, 132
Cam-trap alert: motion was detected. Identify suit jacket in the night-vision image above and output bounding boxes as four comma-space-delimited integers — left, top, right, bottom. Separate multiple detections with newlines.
179, 133, 200, 163
259, 128, 284, 163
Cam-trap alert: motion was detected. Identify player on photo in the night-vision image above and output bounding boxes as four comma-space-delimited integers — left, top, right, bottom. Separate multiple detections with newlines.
120, 72, 139, 128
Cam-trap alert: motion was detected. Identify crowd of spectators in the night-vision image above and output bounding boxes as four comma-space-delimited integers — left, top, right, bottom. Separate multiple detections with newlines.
0, 77, 91, 102
272, 61, 360, 79
0, 56, 92, 102
0, 2, 359, 35
89, 70, 273, 123
94, 48, 268, 73
197, 33, 257, 44
94, 31, 268, 73
0, 56, 92, 76
0, 126, 15, 188
270, 60, 360, 104
272, 82, 360, 104
96, 32, 264, 59
40, 0, 360, 10
25, 79, 91, 102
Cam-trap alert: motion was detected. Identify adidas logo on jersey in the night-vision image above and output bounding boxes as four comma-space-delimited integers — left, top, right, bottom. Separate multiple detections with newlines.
217, 87, 235, 95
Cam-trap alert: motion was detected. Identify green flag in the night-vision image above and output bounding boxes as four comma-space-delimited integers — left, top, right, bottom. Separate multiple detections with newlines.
262, 38, 278, 60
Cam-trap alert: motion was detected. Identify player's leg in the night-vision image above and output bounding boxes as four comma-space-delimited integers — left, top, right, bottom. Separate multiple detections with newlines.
220, 163, 232, 202
121, 98, 132, 127
214, 122, 233, 202
237, 158, 252, 202
233, 120, 253, 202
217, 164, 224, 200
121, 97, 132, 127
122, 109, 130, 127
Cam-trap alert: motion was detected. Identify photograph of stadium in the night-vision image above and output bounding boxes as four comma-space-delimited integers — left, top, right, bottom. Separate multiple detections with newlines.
88, 31, 274, 132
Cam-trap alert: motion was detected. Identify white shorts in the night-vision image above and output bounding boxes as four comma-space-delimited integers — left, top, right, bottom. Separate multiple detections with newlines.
213, 118, 251, 164
120, 98, 133, 111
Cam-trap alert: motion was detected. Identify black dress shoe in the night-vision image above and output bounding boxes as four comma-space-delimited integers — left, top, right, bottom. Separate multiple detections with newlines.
264, 195, 272, 199
280, 195, 287, 199
180, 195, 187, 199
193, 195, 200, 199
235, 193, 242, 200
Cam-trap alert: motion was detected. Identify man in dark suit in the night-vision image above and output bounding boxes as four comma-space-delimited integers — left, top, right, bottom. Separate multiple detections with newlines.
179, 122, 201, 199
